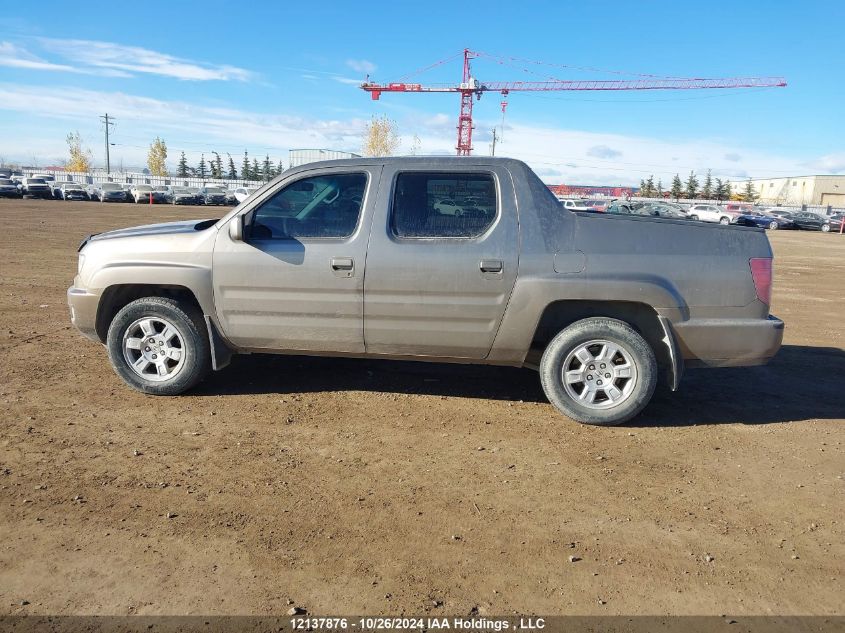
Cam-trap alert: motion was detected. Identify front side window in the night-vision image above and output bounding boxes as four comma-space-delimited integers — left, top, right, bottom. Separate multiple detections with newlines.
249, 173, 366, 240
391, 172, 497, 238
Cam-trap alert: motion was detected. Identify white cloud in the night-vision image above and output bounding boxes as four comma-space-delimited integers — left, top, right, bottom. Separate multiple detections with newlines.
587, 144, 622, 159
37, 38, 253, 81
805, 153, 845, 174
332, 76, 364, 85
346, 59, 376, 75
0, 41, 129, 76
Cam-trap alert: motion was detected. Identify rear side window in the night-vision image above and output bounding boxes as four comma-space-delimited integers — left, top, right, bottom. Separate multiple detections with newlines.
391, 172, 497, 238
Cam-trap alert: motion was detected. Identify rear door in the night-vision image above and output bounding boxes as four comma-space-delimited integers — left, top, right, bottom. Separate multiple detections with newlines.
363, 164, 519, 359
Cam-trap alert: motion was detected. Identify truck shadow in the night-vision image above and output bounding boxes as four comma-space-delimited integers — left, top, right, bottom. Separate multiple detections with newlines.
198, 344, 845, 426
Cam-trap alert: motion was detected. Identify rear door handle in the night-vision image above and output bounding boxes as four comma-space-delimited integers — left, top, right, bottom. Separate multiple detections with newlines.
479, 259, 503, 273
331, 257, 354, 270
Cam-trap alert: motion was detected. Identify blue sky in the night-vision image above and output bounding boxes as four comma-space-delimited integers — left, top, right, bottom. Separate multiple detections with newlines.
1, 0, 843, 185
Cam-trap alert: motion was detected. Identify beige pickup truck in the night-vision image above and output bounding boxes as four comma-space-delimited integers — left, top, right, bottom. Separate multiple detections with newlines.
68, 157, 783, 425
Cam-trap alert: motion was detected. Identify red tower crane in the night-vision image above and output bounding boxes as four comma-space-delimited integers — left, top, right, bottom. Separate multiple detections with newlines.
361, 49, 786, 156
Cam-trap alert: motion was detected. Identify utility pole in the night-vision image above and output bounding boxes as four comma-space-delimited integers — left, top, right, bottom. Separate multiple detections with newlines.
100, 113, 115, 174
490, 128, 498, 156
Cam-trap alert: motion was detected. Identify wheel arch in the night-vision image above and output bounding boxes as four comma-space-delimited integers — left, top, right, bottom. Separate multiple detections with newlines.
95, 284, 203, 343
526, 299, 681, 389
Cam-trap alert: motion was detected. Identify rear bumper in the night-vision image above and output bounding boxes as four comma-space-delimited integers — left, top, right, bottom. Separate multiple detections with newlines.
67, 286, 101, 342
673, 315, 784, 367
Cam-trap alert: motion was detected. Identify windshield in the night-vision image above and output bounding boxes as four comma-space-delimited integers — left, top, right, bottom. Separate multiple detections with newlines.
63, 184, 83, 189
205, 187, 224, 193
172, 187, 190, 193
101, 183, 121, 191
134, 185, 153, 192
26, 179, 46, 184
0, 179, 13, 185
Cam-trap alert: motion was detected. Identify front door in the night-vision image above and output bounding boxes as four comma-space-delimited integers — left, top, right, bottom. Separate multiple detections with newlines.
212, 167, 380, 353
363, 165, 519, 359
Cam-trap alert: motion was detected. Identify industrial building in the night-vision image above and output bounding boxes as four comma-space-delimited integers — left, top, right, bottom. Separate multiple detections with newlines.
288, 149, 361, 168
727, 175, 845, 206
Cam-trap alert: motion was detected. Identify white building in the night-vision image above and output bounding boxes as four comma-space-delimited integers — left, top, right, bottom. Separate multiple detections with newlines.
727, 175, 845, 206
288, 149, 361, 168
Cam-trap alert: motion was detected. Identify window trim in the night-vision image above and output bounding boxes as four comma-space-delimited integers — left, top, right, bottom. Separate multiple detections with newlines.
388, 169, 501, 241
246, 171, 370, 242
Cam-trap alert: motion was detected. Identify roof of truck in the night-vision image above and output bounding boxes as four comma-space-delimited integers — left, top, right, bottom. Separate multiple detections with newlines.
288, 156, 529, 171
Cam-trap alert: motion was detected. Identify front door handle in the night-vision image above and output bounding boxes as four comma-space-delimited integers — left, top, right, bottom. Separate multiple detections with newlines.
479, 259, 503, 274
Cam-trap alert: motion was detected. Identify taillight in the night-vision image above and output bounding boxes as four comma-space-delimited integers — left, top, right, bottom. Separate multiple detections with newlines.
749, 258, 773, 305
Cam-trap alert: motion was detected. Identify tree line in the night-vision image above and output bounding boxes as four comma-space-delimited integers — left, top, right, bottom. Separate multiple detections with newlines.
639, 169, 758, 202
61, 130, 285, 181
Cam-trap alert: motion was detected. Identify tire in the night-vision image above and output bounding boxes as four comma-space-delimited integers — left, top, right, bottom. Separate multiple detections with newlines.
539, 317, 657, 426
690, 215, 699, 221
821, 223, 830, 232
106, 297, 210, 395
719, 216, 730, 225
768, 221, 778, 230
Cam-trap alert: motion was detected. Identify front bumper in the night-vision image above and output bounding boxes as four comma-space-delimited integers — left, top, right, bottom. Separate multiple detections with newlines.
673, 315, 784, 367
67, 286, 101, 342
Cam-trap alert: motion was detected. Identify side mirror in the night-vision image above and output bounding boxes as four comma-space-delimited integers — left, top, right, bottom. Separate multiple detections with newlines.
228, 216, 243, 241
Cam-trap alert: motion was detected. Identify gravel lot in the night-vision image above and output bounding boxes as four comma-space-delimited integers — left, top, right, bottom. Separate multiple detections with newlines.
0, 199, 842, 616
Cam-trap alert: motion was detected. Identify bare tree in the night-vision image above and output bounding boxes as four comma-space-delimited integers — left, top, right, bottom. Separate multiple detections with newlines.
362, 115, 400, 156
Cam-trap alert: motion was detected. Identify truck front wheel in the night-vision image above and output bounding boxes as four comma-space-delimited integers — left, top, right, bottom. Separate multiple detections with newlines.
106, 297, 211, 395
539, 317, 657, 426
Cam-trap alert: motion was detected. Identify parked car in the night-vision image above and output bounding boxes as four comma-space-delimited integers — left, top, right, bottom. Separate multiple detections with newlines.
21, 178, 53, 199
640, 203, 691, 220
120, 184, 135, 202
58, 182, 89, 201
560, 199, 596, 212
828, 214, 845, 232
584, 199, 609, 212
734, 212, 793, 230
196, 186, 228, 205
166, 186, 199, 205
688, 204, 737, 224
96, 182, 129, 203
131, 184, 166, 204
68, 157, 783, 427
789, 212, 834, 232
0, 178, 23, 198
224, 189, 238, 205
233, 186, 259, 203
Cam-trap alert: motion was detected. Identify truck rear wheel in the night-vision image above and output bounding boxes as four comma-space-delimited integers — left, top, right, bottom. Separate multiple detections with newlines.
539, 317, 657, 426
106, 297, 210, 395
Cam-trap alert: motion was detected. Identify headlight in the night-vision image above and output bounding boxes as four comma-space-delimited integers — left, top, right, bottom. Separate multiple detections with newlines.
78, 254, 86, 273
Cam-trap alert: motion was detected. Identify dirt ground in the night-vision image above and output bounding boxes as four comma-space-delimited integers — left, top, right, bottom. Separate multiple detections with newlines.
0, 199, 842, 616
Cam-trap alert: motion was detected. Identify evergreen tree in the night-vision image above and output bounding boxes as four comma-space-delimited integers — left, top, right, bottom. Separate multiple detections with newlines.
657, 179, 663, 197
714, 178, 726, 201
645, 175, 655, 197
241, 150, 250, 180
226, 153, 238, 179
639, 179, 646, 196
724, 181, 732, 200
251, 158, 260, 181
742, 179, 758, 202
210, 152, 223, 179
702, 169, 713, 199
262, 154, 273, 181
670, 174, 683, 200
177, 151, 189, 178
197, 154, 208, 179
684, 170, 699, 200
276, 159, 285, 176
